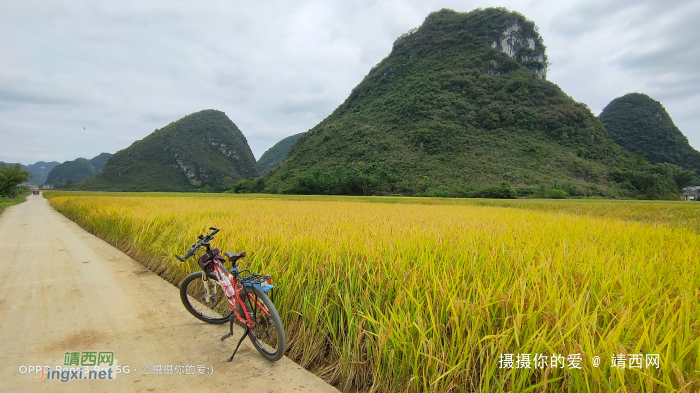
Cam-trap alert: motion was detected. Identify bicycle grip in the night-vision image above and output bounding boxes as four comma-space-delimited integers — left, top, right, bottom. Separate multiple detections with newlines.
176, 248, 196, 262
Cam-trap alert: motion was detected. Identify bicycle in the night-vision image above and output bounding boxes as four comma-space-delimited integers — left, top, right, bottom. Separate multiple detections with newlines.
175, 227, 285, 362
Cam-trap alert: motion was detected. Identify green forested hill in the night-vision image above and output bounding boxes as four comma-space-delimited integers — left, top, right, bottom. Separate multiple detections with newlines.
46, 158, 97, 184
256, 132, 305, 175
75, 110, 259, 192
89, 153, 112, 172
45, 153, 113, 185
264, 8, 686, 199
600, 93, 700, 174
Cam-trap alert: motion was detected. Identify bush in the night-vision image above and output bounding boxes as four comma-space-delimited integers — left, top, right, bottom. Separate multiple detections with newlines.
558, 183, 581, 197
541, 189, 569, 199
427, 189, 450, 197
474, 183, 517, 199
516, 187, 538, 197
234, 178, 264, 193
0, 164, 30, 197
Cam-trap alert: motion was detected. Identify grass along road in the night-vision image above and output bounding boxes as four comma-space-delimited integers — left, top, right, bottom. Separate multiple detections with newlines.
0, 191, 31, 216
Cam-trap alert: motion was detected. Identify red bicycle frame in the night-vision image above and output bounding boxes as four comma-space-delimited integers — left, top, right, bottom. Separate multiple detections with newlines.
209, 257, 269, 328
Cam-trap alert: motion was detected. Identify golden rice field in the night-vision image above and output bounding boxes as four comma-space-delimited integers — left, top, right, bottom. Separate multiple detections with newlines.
46, 192, 700, 392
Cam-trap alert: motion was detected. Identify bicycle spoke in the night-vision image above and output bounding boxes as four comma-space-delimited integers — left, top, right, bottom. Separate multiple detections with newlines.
243, 289, 281, 354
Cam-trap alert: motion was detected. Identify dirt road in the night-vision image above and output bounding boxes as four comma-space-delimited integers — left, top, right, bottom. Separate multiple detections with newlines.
0, 195, 336, 392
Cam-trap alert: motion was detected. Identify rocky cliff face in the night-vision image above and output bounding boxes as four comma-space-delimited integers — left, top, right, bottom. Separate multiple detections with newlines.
491, 21, 547, 79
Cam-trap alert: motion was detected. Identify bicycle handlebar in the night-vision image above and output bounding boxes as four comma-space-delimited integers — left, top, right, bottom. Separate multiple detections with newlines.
175, 227, 220, 262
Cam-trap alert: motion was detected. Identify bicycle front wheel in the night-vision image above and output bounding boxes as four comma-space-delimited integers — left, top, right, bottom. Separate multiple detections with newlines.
241, 286, 286, 361
180, 271, 232, 324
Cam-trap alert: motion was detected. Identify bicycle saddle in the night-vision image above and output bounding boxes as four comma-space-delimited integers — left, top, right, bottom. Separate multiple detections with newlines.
225, 251, 246, 261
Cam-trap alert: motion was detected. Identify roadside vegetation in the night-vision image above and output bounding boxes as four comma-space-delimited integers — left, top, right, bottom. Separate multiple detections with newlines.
0, 163, 30, 215
46, 191, 700, 392
0, 192, 30, 215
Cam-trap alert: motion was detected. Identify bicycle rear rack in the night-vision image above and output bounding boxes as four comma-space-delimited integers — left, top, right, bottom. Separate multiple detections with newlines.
237, 271, 275, 304
238, 271, 271, 285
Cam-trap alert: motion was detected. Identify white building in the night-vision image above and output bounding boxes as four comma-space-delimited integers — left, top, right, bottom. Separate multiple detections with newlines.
681, 186, 700, 201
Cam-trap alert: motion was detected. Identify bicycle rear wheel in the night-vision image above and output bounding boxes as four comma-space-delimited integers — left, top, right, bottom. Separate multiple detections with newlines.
180, 271, 231, 324
241, 286, 285, 361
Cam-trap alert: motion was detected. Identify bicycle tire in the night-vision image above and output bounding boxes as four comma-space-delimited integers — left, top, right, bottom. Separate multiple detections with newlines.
180, 271, 232, 324
241, 286, 286, 361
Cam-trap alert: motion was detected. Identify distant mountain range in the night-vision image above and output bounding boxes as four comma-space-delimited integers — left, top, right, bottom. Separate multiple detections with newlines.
7, 8, 698, 199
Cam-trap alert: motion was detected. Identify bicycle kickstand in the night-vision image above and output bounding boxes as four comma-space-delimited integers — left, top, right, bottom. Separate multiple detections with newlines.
227, 327, 249, 362
220, 316, 234, 342
222, 316, 249, 362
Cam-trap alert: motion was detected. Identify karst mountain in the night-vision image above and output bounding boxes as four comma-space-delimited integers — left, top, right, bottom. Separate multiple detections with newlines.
600, 93, 700, 175
76, 110, 258, 192
263, 8, 686, 198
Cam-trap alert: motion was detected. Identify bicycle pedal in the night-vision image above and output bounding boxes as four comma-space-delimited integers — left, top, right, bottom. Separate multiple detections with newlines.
221, 333, 233, 341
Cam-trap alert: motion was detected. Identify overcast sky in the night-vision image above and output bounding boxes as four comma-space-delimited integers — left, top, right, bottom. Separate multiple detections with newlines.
1, 0, 698, 164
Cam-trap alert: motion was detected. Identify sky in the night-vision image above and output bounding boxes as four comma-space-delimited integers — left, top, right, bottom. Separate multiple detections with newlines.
1, 0, 698, 164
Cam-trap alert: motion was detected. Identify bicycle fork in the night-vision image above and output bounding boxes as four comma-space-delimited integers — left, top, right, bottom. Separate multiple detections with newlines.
201, 272, 216, 303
